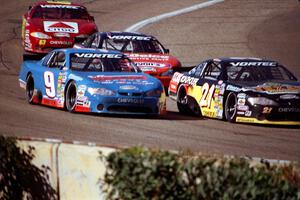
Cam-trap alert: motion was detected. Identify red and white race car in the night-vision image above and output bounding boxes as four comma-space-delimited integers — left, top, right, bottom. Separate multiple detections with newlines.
75, 31, 182, 90
21, 1, 98, 55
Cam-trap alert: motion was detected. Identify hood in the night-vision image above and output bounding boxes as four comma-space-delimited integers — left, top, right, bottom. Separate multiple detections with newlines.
29, 18, 96, 36
71, 72, 162, 92
232, 80, 300, 94
126, 53, 181, 73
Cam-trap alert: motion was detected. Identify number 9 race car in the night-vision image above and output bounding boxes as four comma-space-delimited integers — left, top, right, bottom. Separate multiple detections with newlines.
169, 57, 300, 125
19, 48, 166, 115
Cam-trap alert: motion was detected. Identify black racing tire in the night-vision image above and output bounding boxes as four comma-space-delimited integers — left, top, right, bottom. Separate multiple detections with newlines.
65, 81, 77, 112
177, 86, 192, 115
224, 92, 237, 123
26, 74, 35, 104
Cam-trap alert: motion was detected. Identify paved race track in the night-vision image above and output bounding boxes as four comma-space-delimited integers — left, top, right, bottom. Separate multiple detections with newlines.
0, 0, 299, 161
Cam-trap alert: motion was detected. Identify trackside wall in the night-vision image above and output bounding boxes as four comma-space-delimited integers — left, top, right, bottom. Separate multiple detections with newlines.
17, 140, 116, 200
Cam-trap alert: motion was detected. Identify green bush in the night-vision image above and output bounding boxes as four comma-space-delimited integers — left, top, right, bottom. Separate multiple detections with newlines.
100, 147, 300, 200
0, 136, 57, 200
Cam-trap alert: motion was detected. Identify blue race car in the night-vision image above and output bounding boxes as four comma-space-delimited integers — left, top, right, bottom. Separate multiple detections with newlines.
19, 48, 166, 115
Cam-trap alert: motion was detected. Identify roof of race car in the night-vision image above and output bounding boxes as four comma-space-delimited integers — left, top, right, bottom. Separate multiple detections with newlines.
96, 31, 157, 40
31, 1, 84, 8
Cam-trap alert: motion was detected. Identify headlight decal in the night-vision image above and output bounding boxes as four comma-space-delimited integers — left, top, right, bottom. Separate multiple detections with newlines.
247, 97, 278, 106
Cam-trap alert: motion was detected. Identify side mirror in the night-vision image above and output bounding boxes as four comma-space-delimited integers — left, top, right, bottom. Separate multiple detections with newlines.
165, 49, 170, 54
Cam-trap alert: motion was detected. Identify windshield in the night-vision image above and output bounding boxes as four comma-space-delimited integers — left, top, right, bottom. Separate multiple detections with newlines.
102, 37, 165, 54
226, 62, 297, 82
32, 5, 90, 20
70, 53, 140, 72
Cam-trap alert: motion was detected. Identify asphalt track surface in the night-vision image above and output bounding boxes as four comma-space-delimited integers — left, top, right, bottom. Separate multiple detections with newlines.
0, 0, 299, 161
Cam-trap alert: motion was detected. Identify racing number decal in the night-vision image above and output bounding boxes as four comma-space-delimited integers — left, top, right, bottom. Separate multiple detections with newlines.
44, 71, 55, 98
199, 83, 215, 108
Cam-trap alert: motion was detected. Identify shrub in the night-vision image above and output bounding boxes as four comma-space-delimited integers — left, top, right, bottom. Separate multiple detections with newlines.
0, 136, 57, 200
100, 146, 300, 200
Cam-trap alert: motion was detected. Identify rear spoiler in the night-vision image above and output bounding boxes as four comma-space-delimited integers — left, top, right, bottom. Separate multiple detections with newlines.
173, 66, 195, 73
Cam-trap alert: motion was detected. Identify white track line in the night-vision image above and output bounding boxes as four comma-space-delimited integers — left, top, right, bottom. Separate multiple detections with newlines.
125, 0, 224, 32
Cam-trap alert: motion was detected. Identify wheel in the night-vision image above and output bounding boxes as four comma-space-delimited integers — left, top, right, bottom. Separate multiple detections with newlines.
65, 81, 77, 112
224, 92, 237, 122
177, 86, 192, 115
26, 74, 35, 104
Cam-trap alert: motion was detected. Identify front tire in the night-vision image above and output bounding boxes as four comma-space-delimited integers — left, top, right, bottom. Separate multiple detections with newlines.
177, 86, 191, 115
224, 92, 237, 123
26, 74, 35, 104
65, 81, 77, 112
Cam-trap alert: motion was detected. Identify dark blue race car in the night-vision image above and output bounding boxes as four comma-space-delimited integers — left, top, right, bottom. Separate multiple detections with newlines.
19, 48, 166, 115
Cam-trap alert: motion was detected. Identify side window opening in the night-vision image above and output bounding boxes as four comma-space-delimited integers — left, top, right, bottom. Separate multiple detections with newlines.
203, 62, 221, 80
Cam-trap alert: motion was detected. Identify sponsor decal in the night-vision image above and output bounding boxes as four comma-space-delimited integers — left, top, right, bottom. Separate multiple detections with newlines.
44, 21, 78, 33
237, 98, 246, 105
50, 40, 72, 45
237, 105, 249, 111
280, 94, 299, 100
140, 66, 156, 72
226, 85, 241, 92
237, 111, 245, 115
108, 35, 152, 41
89, 75, 147, 82
135, 62, 166, 68
119, 85, 138, 90
74, 53, 122, 59
179, 75, 199, 86
117, 98, 144, 104
237, 93, 246, 99
24, 29, 32, 48
41, 5, 80, 9
230, 62, 277, 67
39, 40, 46, 46
278, 107, 300, 112
129, 54, 169, 61
254, 85, 300, 94
245, 111, 252, 116
77, 85, 87, 97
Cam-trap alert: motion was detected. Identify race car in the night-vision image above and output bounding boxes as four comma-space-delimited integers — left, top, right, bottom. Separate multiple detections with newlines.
74, 31, 182, 90
21, 1, 98, 55
169, 57, 300, 125
19, 48, 166, 115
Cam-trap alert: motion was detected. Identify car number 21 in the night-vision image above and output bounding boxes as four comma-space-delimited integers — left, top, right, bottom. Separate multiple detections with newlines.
44, 71, 55, 98
199, 83, 215, 108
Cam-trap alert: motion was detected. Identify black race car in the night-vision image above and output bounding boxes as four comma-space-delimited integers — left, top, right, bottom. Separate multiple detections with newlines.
169, 57, 300, 125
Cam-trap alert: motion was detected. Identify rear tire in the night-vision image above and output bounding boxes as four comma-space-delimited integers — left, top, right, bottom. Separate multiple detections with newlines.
225, 92, 237, 122
26, 74, 35, 104
65, 81, 77, 112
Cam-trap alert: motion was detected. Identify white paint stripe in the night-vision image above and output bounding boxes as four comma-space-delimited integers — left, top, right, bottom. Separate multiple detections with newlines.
125, 0, 224, 32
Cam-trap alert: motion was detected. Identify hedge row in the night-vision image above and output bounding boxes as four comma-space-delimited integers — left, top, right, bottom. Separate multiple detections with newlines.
101, 147, 300, 200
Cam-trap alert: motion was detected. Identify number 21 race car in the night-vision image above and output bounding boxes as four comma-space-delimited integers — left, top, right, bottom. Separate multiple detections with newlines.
19, 48, 166, 115
169, 57, 300, 125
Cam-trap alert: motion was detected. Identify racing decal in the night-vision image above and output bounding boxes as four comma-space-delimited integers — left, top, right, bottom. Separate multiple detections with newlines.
135, 62, 166, 68
262, 107, 272, 114
279, 94, 300, 100
89, 75, 147, 82
41, 5, 80, 9
117, 98, 144, 104
77, 85, 87, 97
74, 53, 122, 59
56, 72, 66, 104
237, 98, 246, 106
44, 21, 79, 33
119, 85, 138, 90
237, 93, 246, 99
278, 107, 300, 113
39, 40, 46, 46
237, 105, 249, 111
253, 84, 300, 94
24, 29, 32, 49
108, 35, 152, 41
237, 111, 245, 115
44, 71, 55, 98
129, 54, 169, 61
230, 62, 277, 67
199, 83, 215, 108
226, 85, 241, 92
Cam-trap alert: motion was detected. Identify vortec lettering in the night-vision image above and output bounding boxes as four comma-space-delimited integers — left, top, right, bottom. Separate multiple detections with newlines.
230, 62, 277, 67
108, 35, 152, 41
41, 5, 80, 9
74, 53, 122, 59
278, 108, 300, 112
